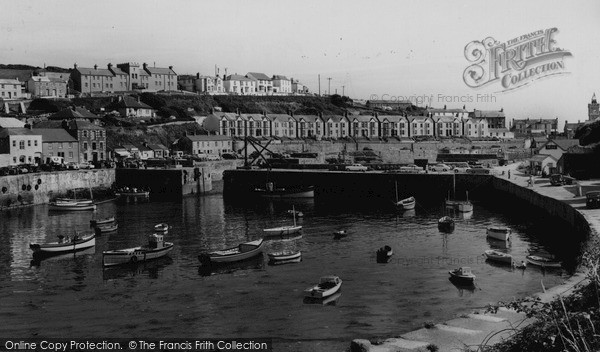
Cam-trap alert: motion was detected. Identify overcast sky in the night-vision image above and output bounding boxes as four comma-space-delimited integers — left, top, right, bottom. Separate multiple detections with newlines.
3, 0, 599, 127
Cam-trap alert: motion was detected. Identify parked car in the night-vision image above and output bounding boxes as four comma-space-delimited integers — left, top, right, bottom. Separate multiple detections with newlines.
466, 168, 494, 175
345, 164, 368, 172
428, 163, 451, 172
447, 162, 471, 173
66, 162, 80, 170
221, 152, 238, 160
206, 154, 221, 161
398, 164, 423, 173
586, 191, 600, 209
549, 174, 575, 186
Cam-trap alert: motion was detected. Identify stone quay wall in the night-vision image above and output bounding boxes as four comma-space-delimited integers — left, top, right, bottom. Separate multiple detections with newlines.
0, 169, 115, 210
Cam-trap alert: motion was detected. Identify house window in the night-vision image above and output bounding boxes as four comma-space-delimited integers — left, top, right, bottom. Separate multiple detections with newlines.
19, 140, 24, 149
27, 140, 31, 147
83, 131, 88, 137
58, 142, 63, 149
68, 152, 73, 158
49, 144, 53, 150
12, 140, 16, 147
34, 140, 38, 146
83, 142, 88, 150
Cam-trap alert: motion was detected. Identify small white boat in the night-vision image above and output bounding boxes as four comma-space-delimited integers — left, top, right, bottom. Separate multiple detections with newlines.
199, 239, 264, 265
56, 198, 94, 205
487, 226, 511, 241
102, 233, 174, 267
304, 276, 343, 299
90, 216, 115, 226
393, 181, 416, 210
154, 223, 170, 233
526, 255, 562, 268
254, 183, 314, 198
484, 249, 513, 265
333, 230, 348, 239
449, 267, 476, 282
264, 205, 302, 236
94, 223, 119, 234
30, 233, 96, 254
376, 245, 393, 263
49, 202, 97, 211
268, 250, 302, 265
445, 176, 474, 213
438, 216, 455, 232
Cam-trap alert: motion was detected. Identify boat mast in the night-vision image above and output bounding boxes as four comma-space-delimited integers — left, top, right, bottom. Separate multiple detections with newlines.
395, 181, 399, 204
293, 205, 296, 227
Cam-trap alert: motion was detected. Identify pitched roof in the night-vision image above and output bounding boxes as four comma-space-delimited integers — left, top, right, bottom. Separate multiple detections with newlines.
272, 75, 289, 80
377, 115, 407, 123
50, 107, 99, 120
75, 67, 114, 77
147, 144, 168, 150
145, 66, 177, 75
35, 128, 77, 142
543, 139, 579, 151
267, 114, 294, 122
226, 74, 253, 81
0, 117, 25, 128
349, 115, 377, 122
246, 72, 271, 80
65, 119, 104, 130
0, 128, 40, 138
295, 115, 321, 123
33, 120, 63, 128
323, 115, 346, 123
530, 154, 557, 162
0, 78, 22, 84
117, 96, 153, 109
184, 134, 231, 141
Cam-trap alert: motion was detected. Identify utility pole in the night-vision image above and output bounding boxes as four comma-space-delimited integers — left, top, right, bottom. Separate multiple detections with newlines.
342, 85, 345, 96
318, 74, 321, 96
327, 77, 332, 96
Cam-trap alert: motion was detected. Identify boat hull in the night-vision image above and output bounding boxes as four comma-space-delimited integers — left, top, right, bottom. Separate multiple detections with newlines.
30, 235, 96, 254
263, 226, 302, 236
268, 251, 302, 264
484, 250, 513, 264
448, 272, 475, 282
526, 255, 561, 268
304, 280, 342, 299
254, 187, 314, 199
102, 243, 174, 267
199, 239, 264, 264
91, 217, 115, 226
94, 224, 118, 234
49, 203, 97, 211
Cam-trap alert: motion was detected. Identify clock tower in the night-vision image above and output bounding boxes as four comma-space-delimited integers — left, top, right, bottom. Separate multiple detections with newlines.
589, 93, 599, 120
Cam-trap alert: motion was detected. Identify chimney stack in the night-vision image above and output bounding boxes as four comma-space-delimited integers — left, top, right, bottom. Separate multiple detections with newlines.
94, 64, 98, 70
169, 66, 173, 70
108, 63, 112, 69
74, 63, 78, 69
143, 63, 148, 70
196, 72, 200, 79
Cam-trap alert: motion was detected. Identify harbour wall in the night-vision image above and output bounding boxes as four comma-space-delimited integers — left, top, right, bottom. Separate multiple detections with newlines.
0, 169, 115, 210
235, 139, 526, 164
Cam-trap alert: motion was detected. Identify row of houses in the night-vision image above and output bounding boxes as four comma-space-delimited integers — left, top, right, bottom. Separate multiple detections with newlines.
177, 72, 309, 95
0, 117, 107, 167
203, 111, 514, 140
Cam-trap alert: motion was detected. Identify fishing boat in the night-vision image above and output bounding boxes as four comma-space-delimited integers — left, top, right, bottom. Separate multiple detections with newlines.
56, 198, 93, 205
333, 230, 348, 239
264, 206, 302, 236
102, 233, 174, 267
90, 216, 115, 226
445, 173, 473, 212
438, 216, 455, 232
483, 249, 513, 265
154, 223, 170, 233
304, 276, 343, 299
448, 267, 476, 282
486, 226, 511, 241
526, 255, 562, 268
30, 233, 96, 254
198, 239, 264, 265
304, 291, 342, 306
94, 223, 119, 234
376, 245, 393, 263
253, 182, 314, 198
114, 187, 150, 198
393, 181, 416, 210
49, 201, 97, 211
268, 250, 302, 265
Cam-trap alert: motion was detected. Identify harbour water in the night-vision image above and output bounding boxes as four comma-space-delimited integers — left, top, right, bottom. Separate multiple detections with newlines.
0, 191, 584, 348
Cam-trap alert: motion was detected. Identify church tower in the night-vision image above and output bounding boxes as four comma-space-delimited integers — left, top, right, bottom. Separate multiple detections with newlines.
589, 93, 599, 120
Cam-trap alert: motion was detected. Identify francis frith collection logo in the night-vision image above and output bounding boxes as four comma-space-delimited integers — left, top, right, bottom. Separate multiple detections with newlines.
463, 28, 572, 92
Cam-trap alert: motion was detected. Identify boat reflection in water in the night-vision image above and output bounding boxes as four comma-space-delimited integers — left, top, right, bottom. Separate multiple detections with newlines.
303, 292, 342, 306
30, 247, 96, 267
457, 210, 473, 220
448, 277, 476, 296
402, 209, 416, 218
486, 237, 510, 250
198, 254, 265, 277
102, 256, 174, 281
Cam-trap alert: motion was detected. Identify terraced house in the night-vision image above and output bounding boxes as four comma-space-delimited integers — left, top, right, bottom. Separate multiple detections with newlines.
0, 128, 42, 166
63, 120, 107, 163
71, 64, 128, 94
